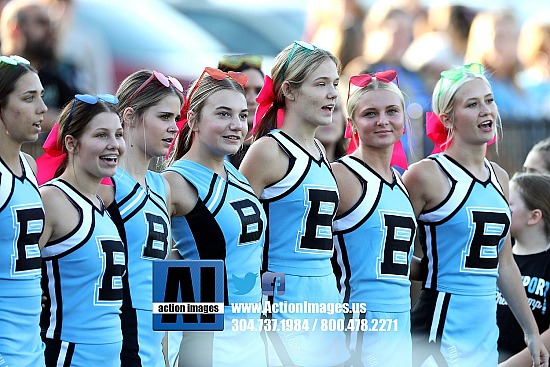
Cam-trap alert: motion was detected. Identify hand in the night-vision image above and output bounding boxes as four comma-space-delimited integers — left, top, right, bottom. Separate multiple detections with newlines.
526, 333, 549, 367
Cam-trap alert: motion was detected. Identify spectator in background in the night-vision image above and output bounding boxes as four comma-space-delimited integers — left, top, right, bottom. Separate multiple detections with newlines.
423, 4, 475, 63
403, 4, 475, 92
517, 14, 550, 120
497, 173, 550, 363
401, 4, 476, 157
305, 0, 365, 70
0, 0, 78, 133
218, 54, 264, 168
343, 2, 430, 162
315, 97, 347, 162
42, 0, 116, 95
523, 137, 550, 174
464, 9, 533, 122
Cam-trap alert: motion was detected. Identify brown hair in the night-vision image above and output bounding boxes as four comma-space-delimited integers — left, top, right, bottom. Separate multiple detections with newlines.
55, 97, 119, 177
252, 42, 340, 140
167, 73, 245, 164
511, 172, 550, 240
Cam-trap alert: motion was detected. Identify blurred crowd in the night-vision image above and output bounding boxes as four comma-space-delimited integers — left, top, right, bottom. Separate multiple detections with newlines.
1, 0, 549, 171
306, 0, 550, 121
305, 0, 550, 168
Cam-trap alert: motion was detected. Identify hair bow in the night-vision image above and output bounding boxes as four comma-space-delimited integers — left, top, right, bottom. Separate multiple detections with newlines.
426, 112, 450, 154
348, 70, 398, 98
250, 75, 284, 136
166, 98, 188, 159
36, 123, 64, 185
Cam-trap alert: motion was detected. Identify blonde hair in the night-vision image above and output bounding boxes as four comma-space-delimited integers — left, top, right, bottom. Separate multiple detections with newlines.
432, 67, 502, 152
347, 77, 411, 153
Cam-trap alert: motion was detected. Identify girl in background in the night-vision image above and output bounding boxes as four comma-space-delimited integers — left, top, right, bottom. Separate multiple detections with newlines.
218, 54, 264, 168
497, 173, 550, 362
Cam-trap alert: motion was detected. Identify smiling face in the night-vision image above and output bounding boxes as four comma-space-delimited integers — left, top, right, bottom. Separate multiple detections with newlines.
0, 71, 47, 144
131, 94, 180, 159
352, 88, 405, 150
291, 58, 339, 128
449, 78, 498, 145
191, 89, 248, 158
70, 112, 125, 179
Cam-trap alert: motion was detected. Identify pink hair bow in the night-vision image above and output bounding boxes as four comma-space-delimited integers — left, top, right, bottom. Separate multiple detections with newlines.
166, 97, 188, 159
36, 122, 113, 185
426, 112, 450, 154
348, 70, 398, 99
251, 75, 284, 135
344, 122, 408, 171
36, 123, 65, 185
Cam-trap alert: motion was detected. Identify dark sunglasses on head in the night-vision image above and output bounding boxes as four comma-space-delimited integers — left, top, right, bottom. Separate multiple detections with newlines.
219, 55, 263, 70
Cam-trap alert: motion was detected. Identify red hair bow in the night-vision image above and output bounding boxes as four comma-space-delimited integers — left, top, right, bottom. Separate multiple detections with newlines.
165, 97, 188, 159
36, 123, 64, 185
426, 112, 451, 154
250, 75, 284, 136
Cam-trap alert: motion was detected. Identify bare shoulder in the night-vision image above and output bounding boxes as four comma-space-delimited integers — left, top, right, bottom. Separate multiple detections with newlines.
40, 185, 72, 216
239, 136, 288, 197
242, 136, 286, 167
331, 161, 356, 189
22, 152, 37, 175
39, 184, 79, 242
402, 158, 447, 214
161, 169, 198, 216
488, 160, 510, 197
402, 158, 442, 188
331, 160, 362, 215
488, 161, 510, 182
